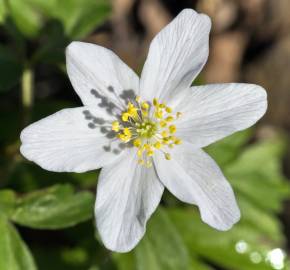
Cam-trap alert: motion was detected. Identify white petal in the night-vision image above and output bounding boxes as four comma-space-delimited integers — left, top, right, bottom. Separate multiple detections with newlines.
140, 9, 211, 103
95, 149, 164, 252
20, 107, 124, 173
154, 142, 240, 230
66, 41, 139, 109
175, 83, 267, 148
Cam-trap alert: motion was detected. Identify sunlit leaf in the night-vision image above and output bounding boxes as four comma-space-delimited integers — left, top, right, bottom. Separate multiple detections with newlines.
135, 208, 190, 270
205, 129, 252, 166
0, 215, 37, 270
11, 184, 94, 229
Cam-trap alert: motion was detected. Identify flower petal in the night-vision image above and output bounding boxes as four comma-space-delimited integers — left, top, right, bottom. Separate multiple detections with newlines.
154, 142, 240, 230
140, 9, 211, 103
66, 41, 139, 109
175, 83, 267, 148
95, 149, 164, 252
20, 107, 124, 173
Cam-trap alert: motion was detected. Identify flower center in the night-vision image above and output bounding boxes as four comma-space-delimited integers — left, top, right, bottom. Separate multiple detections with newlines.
111, 96, 182, 167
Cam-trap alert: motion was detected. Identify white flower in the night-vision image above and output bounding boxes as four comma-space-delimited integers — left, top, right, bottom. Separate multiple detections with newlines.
20, 9, 267, 252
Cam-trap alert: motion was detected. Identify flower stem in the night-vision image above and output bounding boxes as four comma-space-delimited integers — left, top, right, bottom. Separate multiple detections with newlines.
21, 67, 34, 108
21, 67, 34, 126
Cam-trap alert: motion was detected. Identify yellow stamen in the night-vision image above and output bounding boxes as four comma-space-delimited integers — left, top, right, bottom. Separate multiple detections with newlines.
122, 112, 130, 122
133, 138, 142, 147
174, 138, 182, 145
123, 128, 131, 136
141, 102, 149, 110
169, 125, 176, 134
112, 121, 120, 132
165, 153, 171, 160
159, 120, 167, 127
161, 131, 168, 138
154, 142, 162, 149
166, 116, 174, 122
165, 107, 172, 113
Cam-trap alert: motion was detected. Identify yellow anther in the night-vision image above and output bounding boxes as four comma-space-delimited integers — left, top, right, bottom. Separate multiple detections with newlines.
174, 138, 182, 145
166, 116, 174, 122
169, 125, 177, 134
122, 112, 130, 122
165, 153, 171, 160
159, 103, 165, 109
153, 98, 158, 106
176, 112, 182, 118
118, 134, 129, 142
142, 110, 148, 117
112, 121, 120, 132
133, 138, 142, 147
136, 96, 141, 102
154, 141, 162, 149
141, 102, 149, 110
127, 103, 138, 115
147, 149, 154, 156
159, 120, 167, 127
123, 128, 131, 136
155, 110, 163, 119
137, 148, 143, 157
161, 131, 168, 138
144, 144, 151, 151
165, 107, 172, 113
162, 138, 169, 144
138, 159, 144, 165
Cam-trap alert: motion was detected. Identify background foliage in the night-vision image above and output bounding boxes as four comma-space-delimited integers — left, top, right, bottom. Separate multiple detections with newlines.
0, 0, 290, 269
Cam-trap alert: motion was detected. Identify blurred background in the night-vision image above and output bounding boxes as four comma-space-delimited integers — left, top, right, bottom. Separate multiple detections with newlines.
1, 0, 290, 269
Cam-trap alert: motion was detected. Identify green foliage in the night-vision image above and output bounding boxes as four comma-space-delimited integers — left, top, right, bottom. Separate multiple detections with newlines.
135, 208, 190, 270
6, 0, 110, 39
0, 216, 36, 270
0, 0, 110, 91
11, 184, 94, 229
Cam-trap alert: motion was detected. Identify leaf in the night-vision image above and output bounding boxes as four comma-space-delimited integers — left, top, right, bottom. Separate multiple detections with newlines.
0, 0, 7, 24
11, 184, 94, 229
226, 137, 290, 213
0, 215, 37, 270
168, 208, 275, 270
8, 0, 43, 38
0, 189, 16, 218
21, 0, 110, 39
134, 208, 190, 270
205, 129, 252, 167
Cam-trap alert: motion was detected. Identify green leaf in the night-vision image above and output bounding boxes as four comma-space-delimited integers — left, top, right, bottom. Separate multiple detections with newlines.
169, 208, 275, 270
205, 129, 252, 167
226, 137, 290, 213
21, 0, 110, 39
8, 0, 43, 38
134, 208, 190, 270
0, 189, 16, 218
0, 215, 37, 270
0, 0, 7, 24
11, 184, 94, 229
